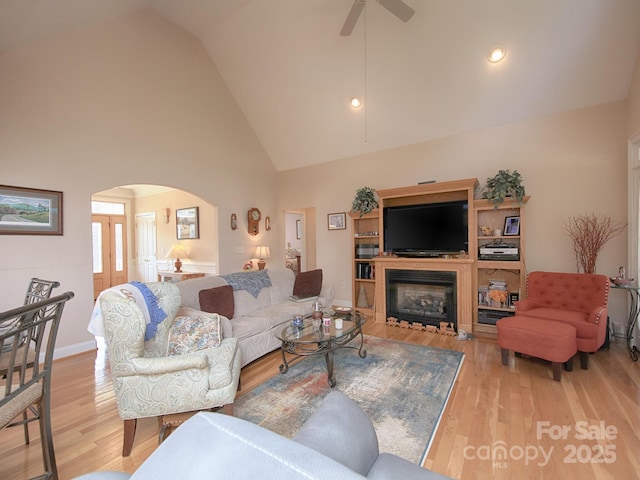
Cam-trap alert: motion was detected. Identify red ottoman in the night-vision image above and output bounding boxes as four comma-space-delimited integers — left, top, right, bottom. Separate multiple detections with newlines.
497, 315, 577, 381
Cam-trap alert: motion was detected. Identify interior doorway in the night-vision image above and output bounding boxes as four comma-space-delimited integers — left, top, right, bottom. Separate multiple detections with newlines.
284, 208, 317, 273
135, 212, 157, 282
285, 211, 304, 272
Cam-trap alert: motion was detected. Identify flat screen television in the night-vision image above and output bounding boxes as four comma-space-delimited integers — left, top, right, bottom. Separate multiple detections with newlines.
383, 200, 468, 257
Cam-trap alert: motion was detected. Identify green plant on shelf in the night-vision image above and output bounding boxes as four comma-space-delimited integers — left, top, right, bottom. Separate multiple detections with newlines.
351, 186, 378, 217
482, 169, 525, 208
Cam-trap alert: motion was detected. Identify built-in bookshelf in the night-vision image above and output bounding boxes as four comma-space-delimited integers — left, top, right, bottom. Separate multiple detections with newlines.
347, 179, 530, 337
350, 210, 379, 317
473, 197, 529, 336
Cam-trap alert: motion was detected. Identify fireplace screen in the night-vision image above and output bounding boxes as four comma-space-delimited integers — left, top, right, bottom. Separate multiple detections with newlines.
386, 270, 456, 328
395, 283, 447, 319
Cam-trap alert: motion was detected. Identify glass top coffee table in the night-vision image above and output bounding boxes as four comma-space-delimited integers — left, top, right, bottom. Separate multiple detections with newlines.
275, 310, 367, 387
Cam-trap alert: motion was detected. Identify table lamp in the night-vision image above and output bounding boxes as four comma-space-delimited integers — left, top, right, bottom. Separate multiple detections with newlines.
255, 245, 271, 270
166, 244, 188, 273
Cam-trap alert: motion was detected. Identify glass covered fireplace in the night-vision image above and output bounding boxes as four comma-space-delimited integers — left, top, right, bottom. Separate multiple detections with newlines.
385, 269, 457, 329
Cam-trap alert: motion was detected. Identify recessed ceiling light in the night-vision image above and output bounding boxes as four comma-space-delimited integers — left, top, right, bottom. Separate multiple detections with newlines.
488, 46, 506, 63
350, 97, 362, 108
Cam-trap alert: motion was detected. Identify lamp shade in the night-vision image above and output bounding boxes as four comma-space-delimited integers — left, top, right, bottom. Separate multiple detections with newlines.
166, 244, 188, 259
255, 245, 271, 259
166, 244, 188, 273
255, 245, 270, 270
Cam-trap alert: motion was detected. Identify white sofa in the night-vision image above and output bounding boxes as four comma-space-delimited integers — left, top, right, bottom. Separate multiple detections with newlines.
176, 268, 334, 367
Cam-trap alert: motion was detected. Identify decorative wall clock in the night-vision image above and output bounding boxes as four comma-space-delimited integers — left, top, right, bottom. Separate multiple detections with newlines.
248, 208, 261, 235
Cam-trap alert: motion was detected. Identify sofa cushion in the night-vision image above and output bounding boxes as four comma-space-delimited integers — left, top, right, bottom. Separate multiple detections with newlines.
233, 288, 272, 318
229, 315, 274, 342
246, 303, 314, 327
167, 313, 222, 356
267, 268, 296, 303
176, 276, 228, 312
295, 391, 379, 476
293, 269, 323, 298
199, 285, 235, 319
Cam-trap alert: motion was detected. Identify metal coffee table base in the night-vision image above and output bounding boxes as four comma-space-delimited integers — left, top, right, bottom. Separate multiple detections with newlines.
278, 329, 366, 387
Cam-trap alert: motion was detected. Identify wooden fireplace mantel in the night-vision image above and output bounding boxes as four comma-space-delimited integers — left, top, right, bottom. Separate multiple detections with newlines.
373, 257, 474, 333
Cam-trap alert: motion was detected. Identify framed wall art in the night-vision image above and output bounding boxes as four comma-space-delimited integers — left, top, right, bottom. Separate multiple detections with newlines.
327, 212, 346, 230
503, 216, 520, 236
176, 207, 199, 239
0, 185, 63, 235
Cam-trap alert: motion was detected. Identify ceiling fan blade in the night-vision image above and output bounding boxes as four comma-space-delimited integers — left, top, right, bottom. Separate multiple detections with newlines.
340, 0, 365, 36
376, 0, 415, 23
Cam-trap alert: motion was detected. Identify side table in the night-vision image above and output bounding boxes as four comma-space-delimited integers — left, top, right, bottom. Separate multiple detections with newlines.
611, 284, 639, 361
157, 271, 205, 282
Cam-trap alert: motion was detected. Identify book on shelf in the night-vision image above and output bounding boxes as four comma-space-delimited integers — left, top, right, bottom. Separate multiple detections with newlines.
356, 262, 375, 279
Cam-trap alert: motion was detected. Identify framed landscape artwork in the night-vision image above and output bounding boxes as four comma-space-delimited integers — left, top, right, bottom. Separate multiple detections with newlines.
0, 185, 63, 235
176, 207, 199, 239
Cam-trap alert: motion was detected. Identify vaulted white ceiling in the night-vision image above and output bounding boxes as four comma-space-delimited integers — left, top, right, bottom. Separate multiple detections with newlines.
2, 0, 640, 171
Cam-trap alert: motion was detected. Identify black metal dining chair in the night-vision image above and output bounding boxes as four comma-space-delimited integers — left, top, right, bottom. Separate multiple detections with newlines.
0, 291, 74, 480
0, 278, 60, 445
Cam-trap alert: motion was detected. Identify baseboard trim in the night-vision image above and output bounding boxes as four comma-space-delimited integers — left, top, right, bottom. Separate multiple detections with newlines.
53, 340, 96, 361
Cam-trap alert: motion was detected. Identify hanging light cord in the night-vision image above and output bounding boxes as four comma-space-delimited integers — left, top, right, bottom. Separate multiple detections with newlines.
364, 1, 368, 143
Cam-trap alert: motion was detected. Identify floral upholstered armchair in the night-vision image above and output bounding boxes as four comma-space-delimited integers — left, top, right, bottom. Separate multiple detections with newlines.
99, 282, 241, 456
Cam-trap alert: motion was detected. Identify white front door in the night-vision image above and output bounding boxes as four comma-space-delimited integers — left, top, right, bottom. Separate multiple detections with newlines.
136, 213, 157, 282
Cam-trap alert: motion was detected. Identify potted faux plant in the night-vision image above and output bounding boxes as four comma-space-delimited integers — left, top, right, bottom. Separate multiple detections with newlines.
482, 169, 525, 208
352, 186, 379, 217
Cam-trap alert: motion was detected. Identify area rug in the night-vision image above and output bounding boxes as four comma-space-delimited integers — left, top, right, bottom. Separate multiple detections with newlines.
235, 335, 464, 465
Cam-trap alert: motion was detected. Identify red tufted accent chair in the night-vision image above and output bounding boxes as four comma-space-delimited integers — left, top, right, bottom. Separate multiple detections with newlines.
515, 271, 610, 369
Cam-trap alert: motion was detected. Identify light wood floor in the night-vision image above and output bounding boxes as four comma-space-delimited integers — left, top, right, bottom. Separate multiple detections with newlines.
2, 323, 639, 479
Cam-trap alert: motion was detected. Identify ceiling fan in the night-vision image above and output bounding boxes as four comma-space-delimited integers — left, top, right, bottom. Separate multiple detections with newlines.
340, 0, 415, 36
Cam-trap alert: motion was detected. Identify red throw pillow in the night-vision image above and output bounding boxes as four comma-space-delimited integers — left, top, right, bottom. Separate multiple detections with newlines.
293, 269, 323, 298
199, 285, 235, 319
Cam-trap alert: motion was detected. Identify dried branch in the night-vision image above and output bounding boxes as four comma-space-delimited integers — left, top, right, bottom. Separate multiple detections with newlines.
564, 213, 626, 274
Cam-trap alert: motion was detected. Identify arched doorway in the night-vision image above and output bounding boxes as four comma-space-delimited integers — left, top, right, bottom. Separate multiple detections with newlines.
91, 184, 219, 296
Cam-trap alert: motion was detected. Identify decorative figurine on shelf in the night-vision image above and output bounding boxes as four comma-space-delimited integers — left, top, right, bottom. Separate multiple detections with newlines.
610, 266, 634, 286
488, 289, 508, 306
357, 285, 369, 308
480, 225, 492, 236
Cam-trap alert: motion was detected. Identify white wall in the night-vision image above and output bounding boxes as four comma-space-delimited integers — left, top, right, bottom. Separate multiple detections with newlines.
1, 9, 636, 355
0, 11, 278, 354
278, 102, 629, 328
